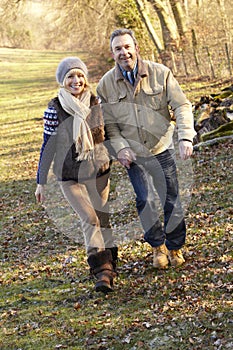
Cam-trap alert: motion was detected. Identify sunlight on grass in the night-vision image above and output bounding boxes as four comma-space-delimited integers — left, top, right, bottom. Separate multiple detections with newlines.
0, 48, 232, 350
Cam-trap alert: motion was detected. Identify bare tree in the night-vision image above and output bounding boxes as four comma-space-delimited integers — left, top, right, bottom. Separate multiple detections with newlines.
0, 0, 232, 78
169, 0, 188, 39
134, 0, 163, 53
0, 0, 32, 47
148, 0, 180, 51
216, 0, 232, 45
49, 0, 116, 52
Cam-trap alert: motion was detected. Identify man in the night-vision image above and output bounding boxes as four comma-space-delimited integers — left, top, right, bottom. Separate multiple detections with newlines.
97, 28, 196, 269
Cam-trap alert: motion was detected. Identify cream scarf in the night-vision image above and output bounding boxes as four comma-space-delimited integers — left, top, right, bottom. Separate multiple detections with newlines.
58, 87, 94, 160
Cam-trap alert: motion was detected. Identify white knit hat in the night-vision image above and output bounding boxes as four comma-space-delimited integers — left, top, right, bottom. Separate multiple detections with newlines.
56, 57, 88, 85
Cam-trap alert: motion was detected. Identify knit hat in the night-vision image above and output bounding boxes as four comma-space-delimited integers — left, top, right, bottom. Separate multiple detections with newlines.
56, 57, 88, 85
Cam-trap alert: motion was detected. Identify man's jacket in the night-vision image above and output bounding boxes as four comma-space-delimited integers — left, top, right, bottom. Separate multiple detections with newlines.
97, 58, 196, 157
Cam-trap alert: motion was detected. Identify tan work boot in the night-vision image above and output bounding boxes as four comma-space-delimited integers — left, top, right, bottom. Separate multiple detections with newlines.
153, 243, 169, 269
168, 249, 185, 267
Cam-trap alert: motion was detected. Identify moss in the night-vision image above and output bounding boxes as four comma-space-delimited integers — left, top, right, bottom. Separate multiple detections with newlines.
201, 121, 233, 141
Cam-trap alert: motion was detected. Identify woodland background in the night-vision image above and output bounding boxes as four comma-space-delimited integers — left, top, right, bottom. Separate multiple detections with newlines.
0, 1, 232, 349
0, 0, 232, 79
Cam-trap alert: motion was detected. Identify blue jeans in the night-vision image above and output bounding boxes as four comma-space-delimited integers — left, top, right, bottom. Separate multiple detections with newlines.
127, 149, 186, 250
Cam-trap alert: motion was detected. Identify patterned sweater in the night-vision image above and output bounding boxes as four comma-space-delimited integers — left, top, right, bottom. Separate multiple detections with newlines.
37, 105, 58, 184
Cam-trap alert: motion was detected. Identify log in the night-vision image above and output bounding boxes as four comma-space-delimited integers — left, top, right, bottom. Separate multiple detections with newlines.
193, 135, 233, 150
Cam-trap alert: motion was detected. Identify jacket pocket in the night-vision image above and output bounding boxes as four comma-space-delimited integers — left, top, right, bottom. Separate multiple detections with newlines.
108, 90, 127, 104
142, 84, 164, 111
107, 91, 131, 121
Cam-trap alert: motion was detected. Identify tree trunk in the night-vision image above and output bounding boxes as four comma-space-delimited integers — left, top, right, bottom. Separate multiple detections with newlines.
169, 0, 188, 39
192, 28, 202, 76
217, 0, 232, 45
148, 0, 180, 51
134, 0, 163, 53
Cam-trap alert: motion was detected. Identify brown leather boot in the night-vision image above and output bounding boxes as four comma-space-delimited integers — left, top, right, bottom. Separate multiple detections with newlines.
107, 247, 118, 272
87, 250, 117, 293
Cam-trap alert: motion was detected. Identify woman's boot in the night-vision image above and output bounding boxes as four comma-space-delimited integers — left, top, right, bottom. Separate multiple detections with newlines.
87, 249, 117, 293
107, 246, 118, 272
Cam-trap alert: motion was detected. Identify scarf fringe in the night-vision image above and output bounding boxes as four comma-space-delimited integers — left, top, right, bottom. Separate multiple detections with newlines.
76, 149, 95, 161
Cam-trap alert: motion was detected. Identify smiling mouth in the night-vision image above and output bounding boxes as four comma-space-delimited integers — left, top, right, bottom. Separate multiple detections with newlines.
121, 56, 133, 65
71, 84, 83, 88
122, 55, 131, 60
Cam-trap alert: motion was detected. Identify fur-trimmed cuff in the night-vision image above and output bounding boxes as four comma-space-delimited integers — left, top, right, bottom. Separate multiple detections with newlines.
87, 250, 113, 269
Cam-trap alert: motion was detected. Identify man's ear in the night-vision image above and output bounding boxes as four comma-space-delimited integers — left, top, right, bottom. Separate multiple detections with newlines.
111, 52, 115, 60
136, 44, 140, 53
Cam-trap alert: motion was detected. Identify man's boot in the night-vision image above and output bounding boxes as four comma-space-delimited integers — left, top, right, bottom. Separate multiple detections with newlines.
168, 249, 185, 267
87, 250, 117, 293
153, 243, 169, 269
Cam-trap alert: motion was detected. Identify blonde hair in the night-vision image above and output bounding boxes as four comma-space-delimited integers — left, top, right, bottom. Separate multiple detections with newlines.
63, 68, 89, 90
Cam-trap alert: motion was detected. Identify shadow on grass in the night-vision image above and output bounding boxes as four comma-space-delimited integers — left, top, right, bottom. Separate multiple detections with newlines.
0, 146, 232, 350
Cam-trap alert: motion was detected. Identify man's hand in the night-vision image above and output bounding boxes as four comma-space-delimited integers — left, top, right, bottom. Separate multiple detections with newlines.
117, 147, 136, 169
35, 184, 46, 203
179, 140, 193, 160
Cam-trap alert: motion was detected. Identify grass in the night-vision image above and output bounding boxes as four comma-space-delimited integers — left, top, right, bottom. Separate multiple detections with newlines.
0, 48, 232, 350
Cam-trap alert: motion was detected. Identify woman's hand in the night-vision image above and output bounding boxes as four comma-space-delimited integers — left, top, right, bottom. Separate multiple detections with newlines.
35, 184, 46, 203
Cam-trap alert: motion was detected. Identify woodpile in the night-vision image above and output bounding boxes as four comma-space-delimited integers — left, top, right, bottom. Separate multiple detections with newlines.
193, 85, 233, 146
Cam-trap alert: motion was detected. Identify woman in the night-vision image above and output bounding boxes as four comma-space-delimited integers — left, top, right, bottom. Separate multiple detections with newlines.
35, 57, 117, 293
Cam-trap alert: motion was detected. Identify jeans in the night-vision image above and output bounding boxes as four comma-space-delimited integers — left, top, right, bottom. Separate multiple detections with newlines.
127, 149, 186, 250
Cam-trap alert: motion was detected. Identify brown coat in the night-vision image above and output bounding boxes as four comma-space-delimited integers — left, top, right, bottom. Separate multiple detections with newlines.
51, 94, 110, 182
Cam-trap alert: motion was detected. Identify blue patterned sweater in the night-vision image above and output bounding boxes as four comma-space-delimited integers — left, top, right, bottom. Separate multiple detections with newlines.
37, 106, 59, 184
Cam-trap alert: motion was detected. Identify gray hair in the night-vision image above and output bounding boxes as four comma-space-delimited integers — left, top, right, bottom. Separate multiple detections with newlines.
110, 28, 138, 51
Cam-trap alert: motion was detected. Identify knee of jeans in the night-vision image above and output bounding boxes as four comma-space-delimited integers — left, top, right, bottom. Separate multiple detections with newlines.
144, 222, 164, 246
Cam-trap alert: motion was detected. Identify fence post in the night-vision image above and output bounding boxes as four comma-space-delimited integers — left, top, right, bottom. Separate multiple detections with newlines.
205, 46, 216, 79
181, 49, 189, 77
192, 29, 202, 76
225, 43, 232, 76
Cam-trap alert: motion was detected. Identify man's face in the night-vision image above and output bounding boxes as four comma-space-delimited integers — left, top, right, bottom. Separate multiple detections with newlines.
111, 34, 138, 71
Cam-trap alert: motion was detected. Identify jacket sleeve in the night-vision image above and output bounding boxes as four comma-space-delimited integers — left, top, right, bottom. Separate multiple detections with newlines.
166, 70, 196, 142
36, 106, 58, 184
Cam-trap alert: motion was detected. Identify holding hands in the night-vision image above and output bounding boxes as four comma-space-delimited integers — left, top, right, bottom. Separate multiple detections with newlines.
117, 147, 136, 169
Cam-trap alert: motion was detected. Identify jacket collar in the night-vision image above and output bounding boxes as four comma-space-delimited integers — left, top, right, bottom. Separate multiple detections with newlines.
114, 55, 148, 82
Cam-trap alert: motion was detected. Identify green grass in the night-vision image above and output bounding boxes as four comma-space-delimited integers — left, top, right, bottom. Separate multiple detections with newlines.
0, 48, 232, 349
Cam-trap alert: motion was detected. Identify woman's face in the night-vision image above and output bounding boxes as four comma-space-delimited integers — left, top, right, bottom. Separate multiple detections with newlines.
64, 69, 86, 97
